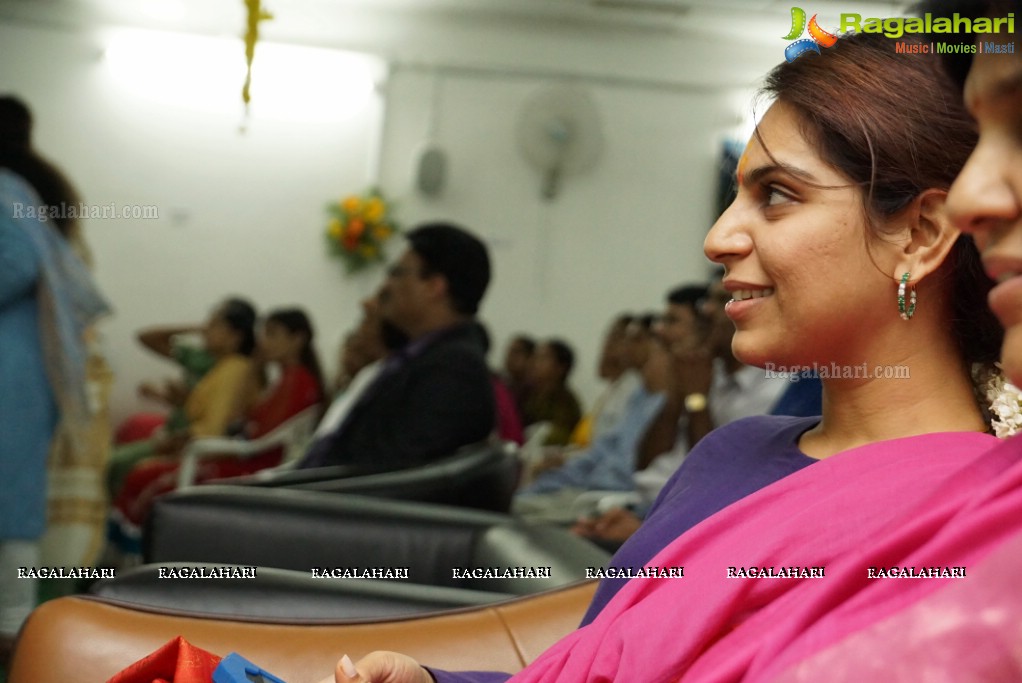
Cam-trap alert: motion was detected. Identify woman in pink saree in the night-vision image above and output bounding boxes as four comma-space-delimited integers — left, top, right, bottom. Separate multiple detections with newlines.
737, 0, 1022, 680
323, 27, 1020, 683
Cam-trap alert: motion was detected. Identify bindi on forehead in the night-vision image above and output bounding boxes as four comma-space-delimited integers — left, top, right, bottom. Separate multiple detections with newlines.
737, 152, 750, 186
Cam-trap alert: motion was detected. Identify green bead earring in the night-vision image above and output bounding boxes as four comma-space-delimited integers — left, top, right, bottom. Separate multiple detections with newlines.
898, 272, 917, 321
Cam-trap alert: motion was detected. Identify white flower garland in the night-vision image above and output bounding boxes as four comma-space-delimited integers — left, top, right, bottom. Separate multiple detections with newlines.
975, 363, 1022, 438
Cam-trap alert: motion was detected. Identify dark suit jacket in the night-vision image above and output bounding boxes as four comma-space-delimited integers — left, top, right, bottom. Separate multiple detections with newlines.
304, 323, 496, 472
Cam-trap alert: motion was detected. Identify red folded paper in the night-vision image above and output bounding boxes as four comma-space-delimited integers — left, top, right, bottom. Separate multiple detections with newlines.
106, 636, 222, 683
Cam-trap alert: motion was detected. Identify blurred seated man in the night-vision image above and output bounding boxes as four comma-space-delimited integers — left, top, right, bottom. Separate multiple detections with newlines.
512, 285, 709, 525
297, 223, 495, 472
575, 278, 822, 548
313, 293, 400, 442
623, 311, 658, 376
568, 312, 642, 448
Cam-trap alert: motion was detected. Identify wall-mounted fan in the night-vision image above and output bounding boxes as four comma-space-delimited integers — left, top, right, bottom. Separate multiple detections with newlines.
516, 85, 604, 200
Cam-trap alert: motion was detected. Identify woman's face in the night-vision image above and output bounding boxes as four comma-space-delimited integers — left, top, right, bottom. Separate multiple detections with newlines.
704, 101, 898, 369
259, 320, 304, 363
947, 50, 1022, 384
529, 343, 562, 386
504, 340, 532, 380
202, 307, 239, 356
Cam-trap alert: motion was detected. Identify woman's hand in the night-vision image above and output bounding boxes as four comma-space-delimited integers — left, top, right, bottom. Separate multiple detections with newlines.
162, 378, 189, 406
138, 381, 165, 402
318, 651, 434, 683
153, 430, 189, 456
572, 507, 643, 543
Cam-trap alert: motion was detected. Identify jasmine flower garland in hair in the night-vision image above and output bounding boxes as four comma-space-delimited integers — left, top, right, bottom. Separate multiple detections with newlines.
974, 363, 1022, 438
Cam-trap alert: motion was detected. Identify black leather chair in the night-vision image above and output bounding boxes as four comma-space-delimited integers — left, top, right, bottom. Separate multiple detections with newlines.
145, 489, 610, 596
211, 438, 521, 513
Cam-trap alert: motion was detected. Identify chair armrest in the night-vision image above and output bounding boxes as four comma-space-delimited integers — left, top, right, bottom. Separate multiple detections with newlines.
519, 422, 553, 465
145, 488, 502, 582
195, 440, 519, 513
145, 488, 609, 593
176, 406, 322, 489
570, 490, 642, 517
215, 463, 369, 487
10, 581, 597, 683
293, 445, 520, 512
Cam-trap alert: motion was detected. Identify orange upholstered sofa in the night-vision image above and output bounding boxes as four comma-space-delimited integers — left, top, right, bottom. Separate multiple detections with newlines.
8, 580, 596, 683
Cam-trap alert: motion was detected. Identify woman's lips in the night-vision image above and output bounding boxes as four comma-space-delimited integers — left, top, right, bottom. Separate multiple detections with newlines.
724, 290, 773, 322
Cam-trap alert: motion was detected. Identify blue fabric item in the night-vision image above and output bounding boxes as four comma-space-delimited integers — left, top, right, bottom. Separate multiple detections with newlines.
0, 173, 57, 539
0, 170, 109, 539
517, 386, 665, 495
2, 170, 111, 440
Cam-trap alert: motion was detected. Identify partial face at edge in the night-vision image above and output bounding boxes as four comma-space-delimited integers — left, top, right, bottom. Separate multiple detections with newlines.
947, 49, 1022, 384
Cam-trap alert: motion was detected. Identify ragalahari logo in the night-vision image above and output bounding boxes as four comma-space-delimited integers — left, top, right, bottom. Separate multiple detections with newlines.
783, 7, 838, 62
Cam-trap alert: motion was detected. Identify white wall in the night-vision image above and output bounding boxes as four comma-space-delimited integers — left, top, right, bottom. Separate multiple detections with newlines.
0, 14, 779, 423
379, 67, 734, 390
1, 22, 386, 421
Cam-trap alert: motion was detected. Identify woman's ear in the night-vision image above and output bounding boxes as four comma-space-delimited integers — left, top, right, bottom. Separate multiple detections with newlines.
890, 188, 960, 283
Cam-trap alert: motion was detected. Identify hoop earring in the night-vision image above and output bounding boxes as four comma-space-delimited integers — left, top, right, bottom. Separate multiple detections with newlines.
898, 272, 917, 320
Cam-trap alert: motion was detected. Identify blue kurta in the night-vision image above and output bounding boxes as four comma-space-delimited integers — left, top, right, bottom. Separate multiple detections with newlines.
0, 173, 58, 540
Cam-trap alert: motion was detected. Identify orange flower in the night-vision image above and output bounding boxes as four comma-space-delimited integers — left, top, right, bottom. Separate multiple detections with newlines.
348, 218, 365, 240
341, 195, 362, 214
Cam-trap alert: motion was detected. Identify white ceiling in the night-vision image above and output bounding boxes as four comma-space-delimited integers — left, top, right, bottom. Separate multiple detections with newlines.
0, 0, 917, 49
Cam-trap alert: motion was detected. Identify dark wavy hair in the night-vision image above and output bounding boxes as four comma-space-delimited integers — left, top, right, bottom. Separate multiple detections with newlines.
0, 95, 83, 244
760, 31, 1002, 364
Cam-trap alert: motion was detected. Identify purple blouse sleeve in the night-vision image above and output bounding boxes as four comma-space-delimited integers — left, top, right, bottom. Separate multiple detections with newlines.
425, 668, 512, 683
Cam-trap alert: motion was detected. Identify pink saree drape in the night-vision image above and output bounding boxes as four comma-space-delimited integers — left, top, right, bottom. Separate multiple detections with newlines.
757, 435, 1022, 682
505, 429, 1016, 683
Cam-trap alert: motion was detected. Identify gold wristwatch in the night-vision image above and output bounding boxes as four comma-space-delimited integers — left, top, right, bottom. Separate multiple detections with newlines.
684, 392, 708, 413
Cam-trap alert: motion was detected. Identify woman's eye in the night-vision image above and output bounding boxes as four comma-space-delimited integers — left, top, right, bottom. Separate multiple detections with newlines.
765, 185, 793, 206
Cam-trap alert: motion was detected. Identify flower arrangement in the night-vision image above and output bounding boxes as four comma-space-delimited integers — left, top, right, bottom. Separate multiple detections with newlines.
325, 189, 399, 273
975, 363, 1022, 438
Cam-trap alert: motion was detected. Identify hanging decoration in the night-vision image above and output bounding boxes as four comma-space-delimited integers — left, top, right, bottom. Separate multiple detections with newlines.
242, 0, 274, 119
